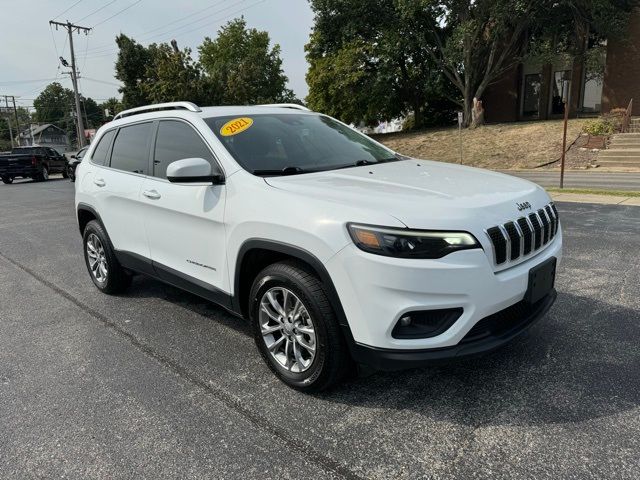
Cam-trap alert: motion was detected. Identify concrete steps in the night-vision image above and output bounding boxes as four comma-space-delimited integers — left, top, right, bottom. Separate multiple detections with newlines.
599, 121, 640, 167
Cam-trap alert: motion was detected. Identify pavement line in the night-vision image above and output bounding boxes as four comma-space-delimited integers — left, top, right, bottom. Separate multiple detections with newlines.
0, 250, 366, 480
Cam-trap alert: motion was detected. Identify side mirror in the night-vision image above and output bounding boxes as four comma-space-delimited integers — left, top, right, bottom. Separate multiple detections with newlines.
70, 155, 77, 159
166, 158, 224, 184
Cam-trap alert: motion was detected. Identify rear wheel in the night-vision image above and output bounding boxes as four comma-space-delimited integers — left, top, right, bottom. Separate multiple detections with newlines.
35, 166, 49, 182
249, 261, 351, 392
1, 176, 12, 184
83, 220, 131, 294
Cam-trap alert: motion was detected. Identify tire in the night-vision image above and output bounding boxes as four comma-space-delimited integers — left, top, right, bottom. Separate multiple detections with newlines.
35, 166, 49, 182
1, 176, 12, 184
62, 167, 69, 179
249, 261, 351, 392
68, 166, 75, 182
82, 220, 132, 294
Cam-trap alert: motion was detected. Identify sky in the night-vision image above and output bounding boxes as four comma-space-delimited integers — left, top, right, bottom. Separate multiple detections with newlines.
0, 0, 315, 112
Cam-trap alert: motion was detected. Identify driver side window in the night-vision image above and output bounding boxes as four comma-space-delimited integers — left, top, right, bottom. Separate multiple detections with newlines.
153, 120, 216, 179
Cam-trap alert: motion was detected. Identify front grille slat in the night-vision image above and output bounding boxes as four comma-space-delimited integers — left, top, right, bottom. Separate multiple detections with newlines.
538, 209, 550, 244
545, 205, 556, 239
551, 204, 560, 234
516, 217, 533, 255
486, 203, 557, 267
528, 213, 542, 249
503, 222, 521, 261
486, 226, 507, 264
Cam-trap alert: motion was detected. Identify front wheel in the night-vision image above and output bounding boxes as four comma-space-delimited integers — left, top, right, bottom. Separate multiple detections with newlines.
82, 220, 131, 294
68, 165, 76, 182
62, 167, 69, 179
1, 176, 13, 184
249, 261, 351, 392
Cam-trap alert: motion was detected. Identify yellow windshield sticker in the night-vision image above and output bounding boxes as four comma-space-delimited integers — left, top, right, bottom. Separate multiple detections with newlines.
220, 117, 254, 136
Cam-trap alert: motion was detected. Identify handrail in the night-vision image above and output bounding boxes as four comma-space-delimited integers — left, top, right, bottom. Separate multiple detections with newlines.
621, 98, 633, 133
114, 101, 202, 120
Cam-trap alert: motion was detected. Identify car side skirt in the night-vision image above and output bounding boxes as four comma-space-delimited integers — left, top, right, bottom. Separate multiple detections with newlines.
113, 250, 237, 314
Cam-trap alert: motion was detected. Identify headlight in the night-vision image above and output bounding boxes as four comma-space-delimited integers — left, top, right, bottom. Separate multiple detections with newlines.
347, 223, 480, 259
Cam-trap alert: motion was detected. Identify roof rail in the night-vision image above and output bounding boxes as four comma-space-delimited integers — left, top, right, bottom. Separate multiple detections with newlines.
114, 101, 202, 120
257, 103, 311, 111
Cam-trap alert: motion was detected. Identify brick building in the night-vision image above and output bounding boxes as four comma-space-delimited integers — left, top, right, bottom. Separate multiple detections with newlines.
483, 8, 640, 123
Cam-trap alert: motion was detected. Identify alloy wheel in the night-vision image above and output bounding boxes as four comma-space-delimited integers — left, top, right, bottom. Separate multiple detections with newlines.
259, 287, 317, 373
86, 233, 108, 283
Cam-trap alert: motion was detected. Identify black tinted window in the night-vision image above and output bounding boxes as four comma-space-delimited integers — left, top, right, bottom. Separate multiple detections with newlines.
91, 130, 115, 166
205, 114, 394, 176
153, 120, 215, 179
110, 123, 152, 174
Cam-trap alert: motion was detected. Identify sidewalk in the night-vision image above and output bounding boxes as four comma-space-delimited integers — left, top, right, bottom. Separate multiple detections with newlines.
550, 192, 640, 206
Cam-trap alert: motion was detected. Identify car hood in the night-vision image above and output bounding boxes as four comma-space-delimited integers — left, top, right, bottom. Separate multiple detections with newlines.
264, 159, 550, 229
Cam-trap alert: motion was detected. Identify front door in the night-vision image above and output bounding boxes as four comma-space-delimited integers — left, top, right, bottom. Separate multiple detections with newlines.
140, 119, 228, 294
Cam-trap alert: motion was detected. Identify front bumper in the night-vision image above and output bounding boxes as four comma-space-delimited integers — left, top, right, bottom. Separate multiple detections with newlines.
325, 230, 562, 361
348, 289, 556, 370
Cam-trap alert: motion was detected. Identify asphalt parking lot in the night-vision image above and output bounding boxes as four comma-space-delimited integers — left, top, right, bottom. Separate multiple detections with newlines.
0, 177, 638, 479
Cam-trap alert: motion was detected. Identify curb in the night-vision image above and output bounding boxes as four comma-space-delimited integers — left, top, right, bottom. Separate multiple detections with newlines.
550, 192, 640, 206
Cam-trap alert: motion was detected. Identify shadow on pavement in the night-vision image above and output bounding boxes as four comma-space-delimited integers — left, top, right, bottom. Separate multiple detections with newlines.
123, 274, 640, 428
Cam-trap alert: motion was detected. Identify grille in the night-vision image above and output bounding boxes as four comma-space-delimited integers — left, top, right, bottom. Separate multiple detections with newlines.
485, 203, 559, 266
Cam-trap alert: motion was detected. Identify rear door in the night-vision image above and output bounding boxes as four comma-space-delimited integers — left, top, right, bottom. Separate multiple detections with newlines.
140, 119, 228, 293
91, 122, 153, 260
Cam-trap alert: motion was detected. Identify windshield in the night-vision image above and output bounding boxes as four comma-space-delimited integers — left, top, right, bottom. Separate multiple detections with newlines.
205, 113, 397, 175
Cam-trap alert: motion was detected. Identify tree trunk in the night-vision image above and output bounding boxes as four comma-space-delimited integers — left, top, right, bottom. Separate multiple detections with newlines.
470, 97, 485, 128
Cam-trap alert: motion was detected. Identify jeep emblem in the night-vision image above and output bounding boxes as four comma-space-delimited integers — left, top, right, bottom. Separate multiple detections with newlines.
517, 201, 532, 211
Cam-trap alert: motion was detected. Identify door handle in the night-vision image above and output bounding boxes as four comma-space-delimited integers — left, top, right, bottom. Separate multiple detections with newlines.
93, 178, 106, 187
142, 189, 161, 200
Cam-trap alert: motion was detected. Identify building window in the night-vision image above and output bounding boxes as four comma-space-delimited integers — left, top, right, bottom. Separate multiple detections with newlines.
523, 74, 542, 117
551, 70, 571, 115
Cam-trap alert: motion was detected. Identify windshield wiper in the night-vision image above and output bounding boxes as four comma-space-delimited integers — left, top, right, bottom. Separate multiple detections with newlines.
253, 166, 306, 176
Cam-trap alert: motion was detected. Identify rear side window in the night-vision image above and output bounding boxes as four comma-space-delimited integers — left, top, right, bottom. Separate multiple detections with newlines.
90, 130, 116, 166
153, 120, 215, 179
110, 122, 153, 174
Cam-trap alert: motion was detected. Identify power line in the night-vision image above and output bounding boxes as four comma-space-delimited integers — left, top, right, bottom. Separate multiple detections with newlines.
53, 0, 85, 21
84, 0, 263, 59
84, 0, 227, 53
75, 0, 118, 23
92, 0, 144, 28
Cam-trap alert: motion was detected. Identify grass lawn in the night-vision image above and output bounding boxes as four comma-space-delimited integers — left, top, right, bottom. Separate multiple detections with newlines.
547, 188, 640, 197
373, 119, 591, 170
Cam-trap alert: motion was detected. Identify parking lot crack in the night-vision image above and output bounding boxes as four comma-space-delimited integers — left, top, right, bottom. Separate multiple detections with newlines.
0, 250, 366, 480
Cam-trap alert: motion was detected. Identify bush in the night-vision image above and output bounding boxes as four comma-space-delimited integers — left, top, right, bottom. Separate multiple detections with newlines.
602, 107, 627, 132
582, 118, 615, 136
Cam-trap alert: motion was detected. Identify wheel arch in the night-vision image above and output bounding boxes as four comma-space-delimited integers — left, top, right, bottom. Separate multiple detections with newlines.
233, 240, 353, 339
76, 203, 104, 236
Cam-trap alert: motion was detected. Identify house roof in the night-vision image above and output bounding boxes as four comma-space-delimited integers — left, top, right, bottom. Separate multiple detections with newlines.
18, 124, 66, 138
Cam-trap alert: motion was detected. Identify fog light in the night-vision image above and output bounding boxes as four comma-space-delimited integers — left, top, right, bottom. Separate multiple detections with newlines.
392, 308, 464, 339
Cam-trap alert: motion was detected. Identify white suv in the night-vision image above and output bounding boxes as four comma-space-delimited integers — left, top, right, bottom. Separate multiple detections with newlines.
75, 101, 562, 391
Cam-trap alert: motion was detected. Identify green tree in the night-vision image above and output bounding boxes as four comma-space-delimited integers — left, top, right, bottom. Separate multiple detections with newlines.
99, 97, 124, 120
0, 107, 30, 150
199, 18, 295, 104
306, 0, 457, 128
141, 42, 207, 105
33, 82, 76, 137
114, 34, 153, 108
81, 97, 104, 129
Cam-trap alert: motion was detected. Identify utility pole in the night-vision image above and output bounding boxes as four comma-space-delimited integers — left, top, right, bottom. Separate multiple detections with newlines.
1, 95, 19, 147
49, 20, 91, 148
